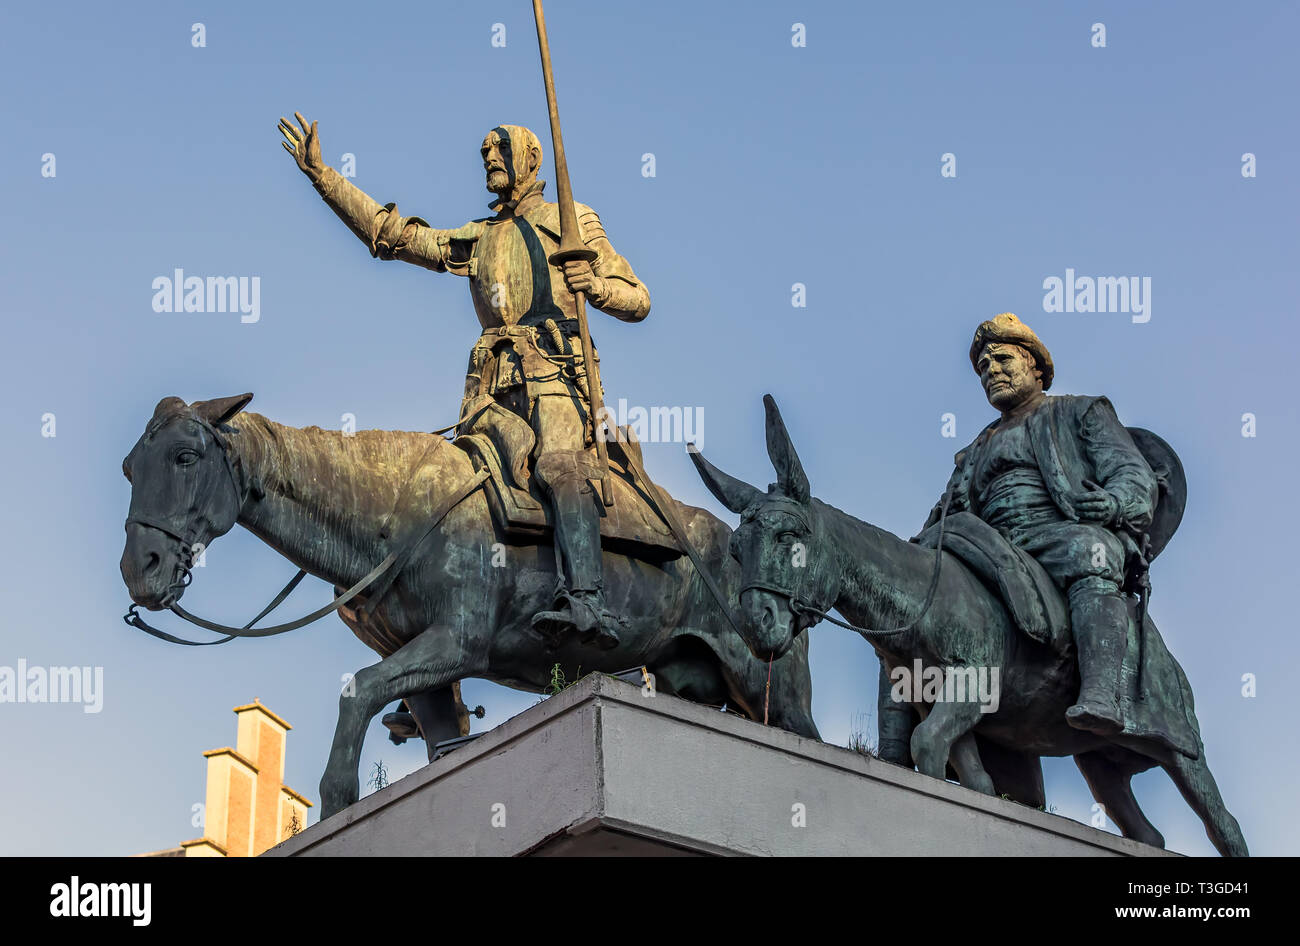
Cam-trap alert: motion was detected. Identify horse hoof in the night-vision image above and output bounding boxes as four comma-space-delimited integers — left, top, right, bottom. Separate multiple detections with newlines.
319, 775, 359, 820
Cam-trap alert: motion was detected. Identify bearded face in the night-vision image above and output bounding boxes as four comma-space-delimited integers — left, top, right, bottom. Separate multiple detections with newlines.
480, 126, 541, 198
482, 132, 512, 192
977, 342, 1042, 411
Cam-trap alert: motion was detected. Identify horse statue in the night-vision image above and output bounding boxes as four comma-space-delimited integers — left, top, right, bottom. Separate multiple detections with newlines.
118, 393, 819, 818
688, 395, 1248, 856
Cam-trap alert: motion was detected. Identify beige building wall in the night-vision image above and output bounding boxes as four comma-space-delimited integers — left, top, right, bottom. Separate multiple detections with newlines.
176, 699, 312, 857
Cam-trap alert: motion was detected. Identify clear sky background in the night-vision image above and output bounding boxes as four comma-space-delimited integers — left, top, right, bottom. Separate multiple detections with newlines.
1, 0, 1295, 856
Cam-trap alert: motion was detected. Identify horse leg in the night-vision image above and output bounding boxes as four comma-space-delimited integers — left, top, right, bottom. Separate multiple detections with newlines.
715, 630, 819, 740
320, 627, 483, 819
1162, 748, 1249, 856
760, 634, 820, 740
1074, 749, 1165, 848
976, 737, 1045, 808
948, 732, 996, 796
650, 634, 731, 706
910, 698, 983, 785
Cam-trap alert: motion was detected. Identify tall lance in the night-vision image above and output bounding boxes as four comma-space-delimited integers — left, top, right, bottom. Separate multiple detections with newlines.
529, 1, 745, 650
532, 0, 614, 507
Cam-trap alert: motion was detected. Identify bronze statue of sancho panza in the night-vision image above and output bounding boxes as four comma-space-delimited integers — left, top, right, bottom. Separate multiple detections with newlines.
278, 114, 649, 649
921, 313, 1158, 735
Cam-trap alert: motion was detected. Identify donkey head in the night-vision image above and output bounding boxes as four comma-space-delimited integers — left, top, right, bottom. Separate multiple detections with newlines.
689, 395, 837, 661
120, 394, 253, 610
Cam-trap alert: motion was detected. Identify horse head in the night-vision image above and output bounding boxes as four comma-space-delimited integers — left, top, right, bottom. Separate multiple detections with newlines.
120, 393, 253, 610
689, 395, 836, 662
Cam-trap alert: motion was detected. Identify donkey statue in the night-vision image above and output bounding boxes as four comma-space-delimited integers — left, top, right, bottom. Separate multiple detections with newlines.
688, 395, 1247, 856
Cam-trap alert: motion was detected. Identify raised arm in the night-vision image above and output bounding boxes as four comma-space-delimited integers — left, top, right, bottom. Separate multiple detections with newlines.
278, 112, 464, 272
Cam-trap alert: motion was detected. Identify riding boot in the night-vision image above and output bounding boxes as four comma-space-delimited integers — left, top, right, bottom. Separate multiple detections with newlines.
530, 469, 624, 650
381, 701, 418, 745
1065, 579, 1129, 736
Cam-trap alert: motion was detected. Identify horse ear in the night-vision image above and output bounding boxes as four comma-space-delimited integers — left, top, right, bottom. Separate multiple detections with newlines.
151, 396, 188, 425
688, 444, 763, 514
192, 393, 254, 427
763, 395, 810, 503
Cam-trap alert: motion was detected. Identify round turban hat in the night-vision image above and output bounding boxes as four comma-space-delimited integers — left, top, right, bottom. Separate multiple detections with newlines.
969, 312, 1054, 391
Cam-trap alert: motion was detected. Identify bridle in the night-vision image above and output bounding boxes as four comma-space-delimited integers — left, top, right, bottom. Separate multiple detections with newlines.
122, 412, 488, 646
123, 412, 247, 611
737, 487, 953, 640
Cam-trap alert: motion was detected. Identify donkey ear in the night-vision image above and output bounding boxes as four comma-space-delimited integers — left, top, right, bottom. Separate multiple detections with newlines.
688, 443, 763, 514
763, 394, 810, 503
192, 393, 254, 427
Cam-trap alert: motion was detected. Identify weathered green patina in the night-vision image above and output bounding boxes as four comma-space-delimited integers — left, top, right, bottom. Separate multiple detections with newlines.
688, 315, 1248, 856
119, 395, 819, 818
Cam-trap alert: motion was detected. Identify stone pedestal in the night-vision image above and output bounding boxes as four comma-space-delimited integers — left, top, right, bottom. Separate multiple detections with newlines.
269, 674, 1171, 857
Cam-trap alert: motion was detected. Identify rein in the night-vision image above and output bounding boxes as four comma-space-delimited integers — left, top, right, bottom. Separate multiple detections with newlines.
747, 487, 953, 641
124, 422, 489, 646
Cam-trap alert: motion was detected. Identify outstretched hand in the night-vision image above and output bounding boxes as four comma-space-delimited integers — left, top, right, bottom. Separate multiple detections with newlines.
279, 111, 323, 181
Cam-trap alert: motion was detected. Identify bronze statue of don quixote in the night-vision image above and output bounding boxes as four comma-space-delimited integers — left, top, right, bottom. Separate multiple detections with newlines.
116, 1, 1247, 856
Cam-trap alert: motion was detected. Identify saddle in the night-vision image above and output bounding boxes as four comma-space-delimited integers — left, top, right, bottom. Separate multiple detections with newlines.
451, 395, 683, 562
913, 426, 1186, 647
915, 510, 1070, 649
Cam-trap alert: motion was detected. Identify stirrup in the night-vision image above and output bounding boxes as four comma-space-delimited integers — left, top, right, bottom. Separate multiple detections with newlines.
530, 591, 622, 650
382, 709, 420, 745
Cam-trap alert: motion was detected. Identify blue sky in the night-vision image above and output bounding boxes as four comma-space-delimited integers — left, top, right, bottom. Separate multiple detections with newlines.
1, 0, 1296, 856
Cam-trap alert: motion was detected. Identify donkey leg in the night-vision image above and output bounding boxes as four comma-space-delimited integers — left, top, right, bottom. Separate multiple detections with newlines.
910, 699, 984, 785
878, 661, 916, 767
320, 627, 482, 819
1163, 748, 1249, 856
948, 732, 996, 796
976, 737, 1045, 808
1074, 749, 1165, 849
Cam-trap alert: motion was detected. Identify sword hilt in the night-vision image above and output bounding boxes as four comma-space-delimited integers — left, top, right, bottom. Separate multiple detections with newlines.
548, 245, 597, 266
